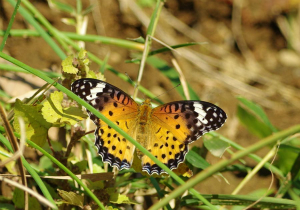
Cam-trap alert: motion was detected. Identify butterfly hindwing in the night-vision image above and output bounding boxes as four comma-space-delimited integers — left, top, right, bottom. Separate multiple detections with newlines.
142, 123, 188, 175
141, 100, 227, 174
95, 121, 135, 169
71, 79, 138, 169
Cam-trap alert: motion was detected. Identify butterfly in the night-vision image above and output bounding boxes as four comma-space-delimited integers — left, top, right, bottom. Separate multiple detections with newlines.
71, 78, 227, 175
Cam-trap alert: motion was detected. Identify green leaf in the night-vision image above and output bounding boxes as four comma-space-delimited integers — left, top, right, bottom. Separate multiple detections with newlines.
74, 160, 88, 172
204, 136, 230, 157
0, 203, 14, 210
186, 147, 229, 184
13, 99, 52, 147
43, 182, 60, 199
38, 156, 53, 171
185, 149, 210, 169
12, 188, 24, 209
41, 91, 87, 126
237, 97, 277, 132
128, 36, 145, 43
48, 0, 75, 14
276, 147, 299, 175
28, 196, 42, 210
57, 189, 84, 208
237, 105, 273, 138
61, 56, 78, 74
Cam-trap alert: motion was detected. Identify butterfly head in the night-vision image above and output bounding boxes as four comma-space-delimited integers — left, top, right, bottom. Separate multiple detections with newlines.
141, 98, 152, 107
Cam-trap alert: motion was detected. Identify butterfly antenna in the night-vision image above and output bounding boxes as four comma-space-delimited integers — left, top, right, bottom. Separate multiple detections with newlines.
152, 83, 181, 101
125, 72, 138, 96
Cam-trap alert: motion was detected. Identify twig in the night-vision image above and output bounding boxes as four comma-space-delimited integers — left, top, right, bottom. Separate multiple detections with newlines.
0, 117, 26, 167
0, 105, 28, 210
0, 176, 56, 209
171, 58, 190, 100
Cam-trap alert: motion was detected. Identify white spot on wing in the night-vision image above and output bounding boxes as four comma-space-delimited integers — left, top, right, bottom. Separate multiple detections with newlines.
91, 100, 97, 106
96, 83, 106, 89
85, 83, 106, 99
86, 93, 98, 100
193, 103, 206, 117
193, 103, 208, 124
199, 118, 208, 124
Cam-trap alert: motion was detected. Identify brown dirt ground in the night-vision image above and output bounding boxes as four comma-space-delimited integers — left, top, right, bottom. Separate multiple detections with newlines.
1, 0, 300, 202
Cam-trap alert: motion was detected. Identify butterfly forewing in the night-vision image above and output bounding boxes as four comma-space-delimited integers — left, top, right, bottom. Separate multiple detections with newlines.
152, 101, 227, 144
71, 79, 138, 170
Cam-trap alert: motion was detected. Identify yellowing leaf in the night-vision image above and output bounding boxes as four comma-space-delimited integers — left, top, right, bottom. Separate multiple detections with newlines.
109, 191, 139, 205
13, 99, 51, 147
86, 71, 106, 81
0, 146, 16, 174
173, 163, 193, 178
76, 49, 90, 76
105, 206, 118, 210
63, 49, 90, 76
42, 91, 87, 126
62, 56, 78, 74
78, 49, 89, 65
58, 189, 84, 208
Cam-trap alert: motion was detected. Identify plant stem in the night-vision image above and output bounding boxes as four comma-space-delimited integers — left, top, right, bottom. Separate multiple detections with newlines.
0, 30, 144, 51
133, 0, 164, 99
0, 0, 21, 51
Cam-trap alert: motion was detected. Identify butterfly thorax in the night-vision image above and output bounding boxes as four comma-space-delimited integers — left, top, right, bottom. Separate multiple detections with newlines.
135, 99, 153, 158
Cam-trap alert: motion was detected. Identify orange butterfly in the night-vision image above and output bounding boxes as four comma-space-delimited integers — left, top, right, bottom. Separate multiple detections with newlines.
71, 79, 227, 175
